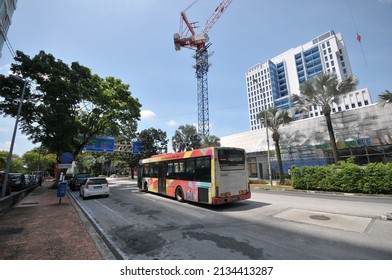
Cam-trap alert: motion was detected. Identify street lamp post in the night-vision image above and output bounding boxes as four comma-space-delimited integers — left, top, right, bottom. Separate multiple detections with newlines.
1, 76, 29, 198
253, 79, 273, 188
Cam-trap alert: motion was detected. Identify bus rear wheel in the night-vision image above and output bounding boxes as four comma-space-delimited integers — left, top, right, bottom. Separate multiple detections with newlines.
175, 187, 184, 202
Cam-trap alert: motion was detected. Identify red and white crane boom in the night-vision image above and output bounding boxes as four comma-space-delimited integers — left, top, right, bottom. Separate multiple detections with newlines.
174, 0, 233, 51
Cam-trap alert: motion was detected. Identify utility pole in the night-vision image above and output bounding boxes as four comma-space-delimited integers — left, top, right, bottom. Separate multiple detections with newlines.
1, 76, 29, 198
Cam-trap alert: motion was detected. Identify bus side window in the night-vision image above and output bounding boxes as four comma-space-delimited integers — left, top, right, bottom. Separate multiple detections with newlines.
152, 163, 159, 177
143, 164, 150, 177
186, 158, 196, 180
195, 157, 211, 182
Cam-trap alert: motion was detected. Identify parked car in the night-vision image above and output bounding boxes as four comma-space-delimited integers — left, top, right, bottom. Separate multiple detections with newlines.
79, 177, 109, 200
24, 174, 36, 188
64, 174, 73, 183
69, 173, 93, 191
0, 171, 12, 196
9, 173, 26, 192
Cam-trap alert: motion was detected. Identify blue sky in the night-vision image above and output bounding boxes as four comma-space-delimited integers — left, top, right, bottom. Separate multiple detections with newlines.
1, 0, 391, 155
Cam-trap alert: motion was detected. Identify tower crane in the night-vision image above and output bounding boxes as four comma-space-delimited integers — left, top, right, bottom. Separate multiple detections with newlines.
174, 0, 233, 136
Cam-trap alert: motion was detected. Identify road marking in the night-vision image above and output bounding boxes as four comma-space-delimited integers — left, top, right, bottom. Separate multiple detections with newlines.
93, 200, 130, 224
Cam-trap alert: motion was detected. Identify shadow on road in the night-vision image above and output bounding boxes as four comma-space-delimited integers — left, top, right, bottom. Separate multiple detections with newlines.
192, 200, 270, 212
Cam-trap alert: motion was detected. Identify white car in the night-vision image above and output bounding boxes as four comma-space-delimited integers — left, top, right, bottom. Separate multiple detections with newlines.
79, 177, 109, 199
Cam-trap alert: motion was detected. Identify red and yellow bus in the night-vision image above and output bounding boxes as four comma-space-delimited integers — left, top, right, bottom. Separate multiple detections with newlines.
138, 147, 251, 205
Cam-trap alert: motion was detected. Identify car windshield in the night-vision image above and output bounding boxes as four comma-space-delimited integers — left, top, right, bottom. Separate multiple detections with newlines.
88, 178, 107, 185
75, 174, 91, 179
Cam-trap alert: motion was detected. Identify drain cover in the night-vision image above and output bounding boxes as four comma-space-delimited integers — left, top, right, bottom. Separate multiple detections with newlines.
21, 202, 39, 205
309, 215, 331, 221
0, 227, 24, 236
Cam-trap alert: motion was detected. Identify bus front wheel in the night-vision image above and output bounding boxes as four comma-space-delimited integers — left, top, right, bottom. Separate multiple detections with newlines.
175, 187, 184, 202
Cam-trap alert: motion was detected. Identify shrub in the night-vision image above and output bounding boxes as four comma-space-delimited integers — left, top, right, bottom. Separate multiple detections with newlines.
362, 163, 392, 194
291, 160, 392, 194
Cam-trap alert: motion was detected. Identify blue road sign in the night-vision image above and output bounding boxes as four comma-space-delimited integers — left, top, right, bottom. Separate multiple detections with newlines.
59, 152, 74, 163
83, 137, 115, 153
132, 141, 144, 154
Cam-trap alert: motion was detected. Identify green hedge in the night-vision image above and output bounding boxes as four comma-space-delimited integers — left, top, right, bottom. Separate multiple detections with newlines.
291, 160, 392, 194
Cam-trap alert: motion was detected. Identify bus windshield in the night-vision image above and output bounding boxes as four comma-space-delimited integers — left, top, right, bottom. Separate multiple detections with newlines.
218, 149, 245, 169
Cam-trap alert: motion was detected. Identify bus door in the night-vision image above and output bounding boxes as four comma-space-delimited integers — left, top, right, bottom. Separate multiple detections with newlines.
137, 164, 143, 189
158, 162, 167, 194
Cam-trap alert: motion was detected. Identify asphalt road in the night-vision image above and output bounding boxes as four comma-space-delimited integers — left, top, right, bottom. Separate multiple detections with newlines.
70, 179, 392, 260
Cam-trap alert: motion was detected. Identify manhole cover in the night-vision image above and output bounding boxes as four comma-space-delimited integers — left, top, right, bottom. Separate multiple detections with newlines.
309, 215, 331, 221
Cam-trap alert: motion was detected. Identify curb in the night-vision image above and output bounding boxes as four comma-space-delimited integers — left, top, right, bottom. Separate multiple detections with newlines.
67, 190, 124, 260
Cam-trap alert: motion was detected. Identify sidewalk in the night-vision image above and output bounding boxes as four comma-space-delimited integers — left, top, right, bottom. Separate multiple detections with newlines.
0, 181, 113, 260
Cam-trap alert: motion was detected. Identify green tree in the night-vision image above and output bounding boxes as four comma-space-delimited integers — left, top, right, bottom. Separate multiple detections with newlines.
172, 125, 202, 152
201, 135, 221, 148
0, 151, 27, 173
22, 147, 57, 174
291, 73, 358, 163
257, 107, 293, 184
377, 90, 392, 107
138, 128, 168, 158
0, 151, 7, 170
0, 50, 141, 161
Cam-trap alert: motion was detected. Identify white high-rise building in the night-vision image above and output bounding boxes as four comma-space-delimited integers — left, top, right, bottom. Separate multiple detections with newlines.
246, 30, 372, 131
0, 0, 17, 58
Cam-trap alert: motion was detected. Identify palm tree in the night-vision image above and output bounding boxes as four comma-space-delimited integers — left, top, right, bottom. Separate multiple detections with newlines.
202, 135, 221, 148
172, 125, 202, 152
257, 107, 293, 185
291, 73, 358, 163
377, 90, 392, 107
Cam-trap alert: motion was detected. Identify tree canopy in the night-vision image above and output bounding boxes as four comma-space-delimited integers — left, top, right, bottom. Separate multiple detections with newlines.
291, 73, 358, 163
0, 50, 141, 160
378, 90, 392, 107
172, 125, 202, 152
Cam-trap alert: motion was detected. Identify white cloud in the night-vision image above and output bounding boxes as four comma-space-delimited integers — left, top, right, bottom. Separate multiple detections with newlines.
166, 120, 177, 126
140, 110, 156, 119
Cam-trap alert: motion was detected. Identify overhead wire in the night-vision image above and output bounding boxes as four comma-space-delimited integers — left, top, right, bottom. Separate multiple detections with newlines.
183, 0, 199, 12
1, 26, 19, 65
346, 0, 367, 65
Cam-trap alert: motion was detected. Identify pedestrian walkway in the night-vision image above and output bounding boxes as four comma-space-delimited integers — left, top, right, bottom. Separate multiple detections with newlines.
0, 181, 113, 260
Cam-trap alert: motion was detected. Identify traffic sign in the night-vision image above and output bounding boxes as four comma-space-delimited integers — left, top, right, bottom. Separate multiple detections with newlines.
59, 152, 74, 163
132, 141, 144, 154
56, 163, 72, 169
83, 137, 115, 152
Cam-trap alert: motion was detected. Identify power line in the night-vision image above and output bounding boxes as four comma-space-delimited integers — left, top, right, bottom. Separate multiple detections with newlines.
0, 26, 18, 64
346, 0, 367, 65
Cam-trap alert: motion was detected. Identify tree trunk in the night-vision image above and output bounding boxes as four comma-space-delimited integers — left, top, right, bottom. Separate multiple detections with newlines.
272, 131, 285, 185
324, 113, 339, 163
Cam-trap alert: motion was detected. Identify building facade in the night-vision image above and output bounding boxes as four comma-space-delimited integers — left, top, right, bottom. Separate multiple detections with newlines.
0, 0, 17, 58
245, 30, 372, 131
222, 104, 392, 180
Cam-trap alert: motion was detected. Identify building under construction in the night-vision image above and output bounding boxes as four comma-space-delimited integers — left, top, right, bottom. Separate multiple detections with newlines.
221, 103, 392, 179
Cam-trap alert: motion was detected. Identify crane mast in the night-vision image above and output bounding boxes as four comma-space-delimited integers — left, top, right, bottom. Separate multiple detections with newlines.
174, 0, 233, 136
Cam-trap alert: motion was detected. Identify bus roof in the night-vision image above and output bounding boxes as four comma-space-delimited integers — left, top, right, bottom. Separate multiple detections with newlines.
139, 146, 245, 164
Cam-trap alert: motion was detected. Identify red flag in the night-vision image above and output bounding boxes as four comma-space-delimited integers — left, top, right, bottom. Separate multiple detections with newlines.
357, 33, 361, 43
